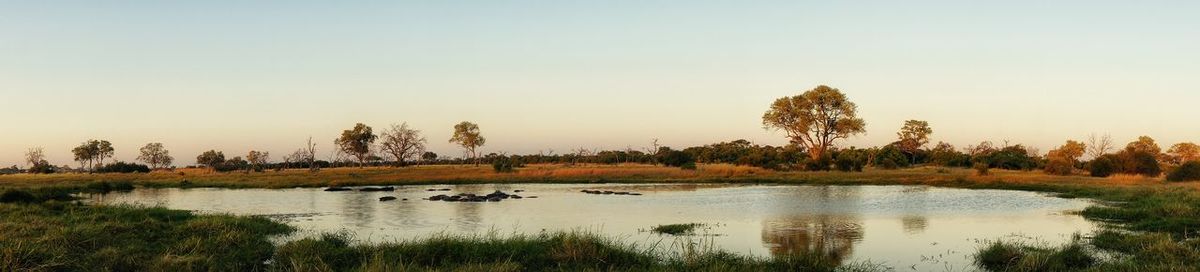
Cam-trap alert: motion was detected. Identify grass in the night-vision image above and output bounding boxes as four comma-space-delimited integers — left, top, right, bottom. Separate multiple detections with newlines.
650, 223, 705, 236
0, 200, 292, 272
271, 231, 884, 272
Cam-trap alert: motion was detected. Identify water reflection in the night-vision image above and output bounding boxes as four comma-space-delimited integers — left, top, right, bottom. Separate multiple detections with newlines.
901, 215, 929, 234
761, 214, 864, 265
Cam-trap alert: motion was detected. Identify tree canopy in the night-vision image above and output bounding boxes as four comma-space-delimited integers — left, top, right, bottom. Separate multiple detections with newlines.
762, 85, 866, 161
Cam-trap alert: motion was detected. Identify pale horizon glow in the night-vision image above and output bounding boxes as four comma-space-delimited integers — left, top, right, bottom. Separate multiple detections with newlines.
2, 1, 1199, 167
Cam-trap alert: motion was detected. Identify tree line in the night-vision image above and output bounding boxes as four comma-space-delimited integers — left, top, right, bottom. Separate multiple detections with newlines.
6, 85, 1200, 181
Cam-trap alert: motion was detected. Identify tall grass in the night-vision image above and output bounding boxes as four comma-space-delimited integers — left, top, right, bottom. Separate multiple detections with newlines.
0, 201, 292, 271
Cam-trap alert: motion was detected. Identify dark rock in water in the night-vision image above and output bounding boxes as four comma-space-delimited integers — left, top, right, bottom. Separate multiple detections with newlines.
514, 189, 524, 193
439, 188, 452, 191
602, 191, 614, 195
379, 196, 397, 201
615, 192, 629, 195
428, 195, 448, 201
426, 188, 438, 191
487, 197, 502, 202
510, 195, 523, 199
324, 187, 352, 192
629, 193, 642, 196
401, 198, 408, 201
360, 186, 395, 192
527, 196, 538, 198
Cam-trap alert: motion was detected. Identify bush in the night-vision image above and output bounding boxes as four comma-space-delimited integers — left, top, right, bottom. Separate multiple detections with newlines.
27, 161, 57, 174
873, 145, 909, 169
1129, 151, 1162, 177
1166, 161, 1200, 182
1043, 158, 1074, 176
1089, 156, 1116, 177
804, 156, 831, 171
660, 150, 695, 167
96, 162, 151, 173
974, 163, 990, 176
492, 156, 523, 173
680, 162, 697, 170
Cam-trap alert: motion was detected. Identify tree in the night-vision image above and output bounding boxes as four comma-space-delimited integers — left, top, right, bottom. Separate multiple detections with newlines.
1125, 136, 1161, 156
1044, 140, 1086, 175
449, 121, 486, 166
304, 137, 318, 172
196, 150, 226, 170
421, 152, 438, 163
896, 120, 933, 164
336, 123, 377, 168
762, 85, 866, 161
95, 140, 114, 167
24, 147, 45, 168
136, 143, 173, 169
1086, 133, 1114, 159
247, 150, 270, 172
24, 147, 55, 174
1166, 142, 1200, 164
72, 142, 96, 170
379, 122, 427, 167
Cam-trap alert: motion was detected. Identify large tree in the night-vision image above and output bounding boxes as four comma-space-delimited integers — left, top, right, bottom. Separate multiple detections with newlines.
137, 142, 174, 169
449, 121, 486, 166
379, 122, 427, 167
196, 150, 226, 170
762, 85, 866, 161
1167, 142, 1200, 164
896, 120, 933, 163
336, 123, 377, 168
71, 139, 114, 171
247, 150, 270, 171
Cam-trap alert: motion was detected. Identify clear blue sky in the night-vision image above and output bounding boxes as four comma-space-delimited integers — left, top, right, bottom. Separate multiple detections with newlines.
2, 1, 1198, 166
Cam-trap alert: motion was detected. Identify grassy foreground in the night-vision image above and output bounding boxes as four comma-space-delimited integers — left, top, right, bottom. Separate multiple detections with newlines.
2, 164, 1200, 271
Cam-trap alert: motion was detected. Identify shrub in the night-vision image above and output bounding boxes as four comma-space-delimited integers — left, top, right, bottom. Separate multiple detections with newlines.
660, 150, 695, 167
1043, 158, 1074, 176
1089, 156, 1116, 177
96, 162, 151, 173
492, 156, 523, 173
804, 156, 831, 171
1129, 151, 1162, 177
1166, 161, 1200, 182
680, 162, 697, 170
974, 163, 990, 176
27, 161, 57, 174
873, 145, 909, 169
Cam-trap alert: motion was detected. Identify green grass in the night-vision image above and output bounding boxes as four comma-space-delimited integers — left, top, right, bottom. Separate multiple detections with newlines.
0, 200, 292, 272
975, 235, 1096, 272
271, 231, 885, 272
650, 223, 705, 236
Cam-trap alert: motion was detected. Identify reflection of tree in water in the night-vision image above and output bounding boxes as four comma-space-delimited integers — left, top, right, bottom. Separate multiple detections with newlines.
901, 215, 928, 234
453, 202, 483, 232
338, 192, 376, 229
761, 214, 864, 265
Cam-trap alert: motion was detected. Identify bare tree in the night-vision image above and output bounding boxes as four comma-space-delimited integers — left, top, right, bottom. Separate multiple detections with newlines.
1087, 133, 1114, 159
379, 122, 427, 167
305, 137, 318, 172
25, 147, 45, 167
644, 138, 661, 165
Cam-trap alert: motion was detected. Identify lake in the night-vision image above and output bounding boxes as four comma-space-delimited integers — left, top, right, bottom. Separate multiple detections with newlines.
89, 184, 1097, 271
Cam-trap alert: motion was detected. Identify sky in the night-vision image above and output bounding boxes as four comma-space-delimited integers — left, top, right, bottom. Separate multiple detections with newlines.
2, 1, 1199, 167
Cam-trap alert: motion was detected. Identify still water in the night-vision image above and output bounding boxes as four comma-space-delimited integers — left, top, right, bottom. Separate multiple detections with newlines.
90, 184, 1096, 271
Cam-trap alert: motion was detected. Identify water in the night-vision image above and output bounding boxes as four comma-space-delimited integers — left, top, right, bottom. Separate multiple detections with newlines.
89, 184, 1097, 271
